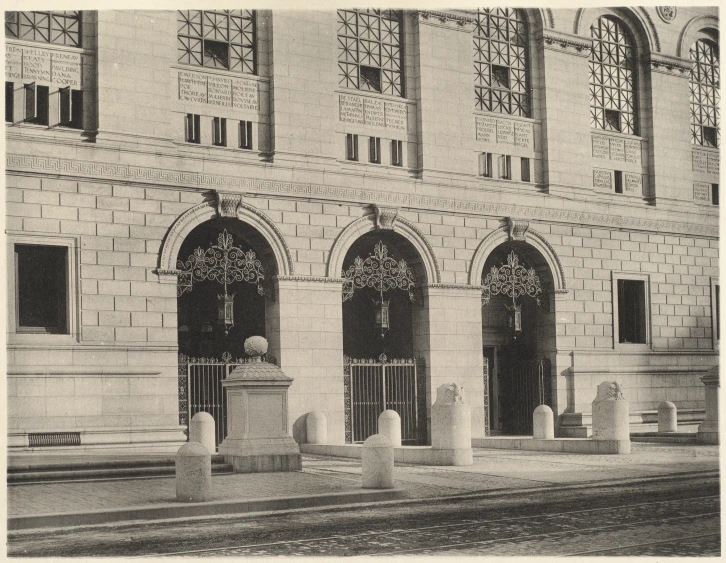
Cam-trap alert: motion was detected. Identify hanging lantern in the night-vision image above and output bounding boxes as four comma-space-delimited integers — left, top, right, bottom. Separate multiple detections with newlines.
506, 302, 522, 336
374, 298, 391, 337
217, 291, 235, 335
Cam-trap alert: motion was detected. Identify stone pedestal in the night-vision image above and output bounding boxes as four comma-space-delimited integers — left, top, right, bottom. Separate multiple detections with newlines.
378, 410, 402, 447
176, 442, 212, 502
697, 366, 719, 445
306, 411, 328, 445
362, 434, 394, 489
533, 405, 555, 440
218, 337, 301, 473
190, 412, 216, 453
592, 381, 630, 454
657, 401, 678, 433
431, 383, 473, 465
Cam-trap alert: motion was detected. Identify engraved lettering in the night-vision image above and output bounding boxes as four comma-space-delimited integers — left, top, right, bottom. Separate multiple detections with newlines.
591, 135, 609, 159
693, 182, 711, 201
208, 75, 232, 107
692, 150, 708, 173
496, 119, 514, 144
514, 121, 533, 148
384, 102, 406, 131
707, 152, 719, 176
22, 51, 51, 83
339, 94, 364, 124
178, 71, 207, 104
232, 78, 258, 111
624, 173, 642, 195
476, 116, 497, 143
364, 97, 385, 128
609, 138, 625, 161
624, 139, 641, 165
593, 169, 612, 190
5, 45, 22, 80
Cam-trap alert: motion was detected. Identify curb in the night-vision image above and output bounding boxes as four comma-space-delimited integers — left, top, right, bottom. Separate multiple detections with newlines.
8, 488, 406, 531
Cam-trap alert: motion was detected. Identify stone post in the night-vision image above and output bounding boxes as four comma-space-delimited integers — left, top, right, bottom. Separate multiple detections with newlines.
657, 401, 677, 433
175, 442, 212, 502
189, 412, 216, 453
361, 434, 394, 489
378, 410, 402, 447
533, 404, 555, 440
697, 365, 719, 445
591, 381, 630, 454
431, 383, 473, 465
306, 411, 327, 445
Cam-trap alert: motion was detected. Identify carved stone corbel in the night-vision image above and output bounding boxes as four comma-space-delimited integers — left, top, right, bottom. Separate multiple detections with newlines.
374, 205, 399, 230
216, 192, 243, 218
507, 217, 529, 241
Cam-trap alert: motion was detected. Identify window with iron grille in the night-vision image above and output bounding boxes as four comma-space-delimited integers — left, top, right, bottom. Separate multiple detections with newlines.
15, 244, 68, 334
473, 8, 530, 117
337, 9, 403, 97
5, 11, 81, 47
589, 17, 637, 135
690, 39, 720, 148
177, 10, 256, 74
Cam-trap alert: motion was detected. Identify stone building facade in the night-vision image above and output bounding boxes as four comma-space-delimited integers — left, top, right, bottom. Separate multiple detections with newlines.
5, 7, 719, 451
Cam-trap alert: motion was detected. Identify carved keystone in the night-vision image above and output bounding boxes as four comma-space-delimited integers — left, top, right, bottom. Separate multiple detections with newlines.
374, 205, 399, 230
216, 192, 243, 218
507, 217, 529, 241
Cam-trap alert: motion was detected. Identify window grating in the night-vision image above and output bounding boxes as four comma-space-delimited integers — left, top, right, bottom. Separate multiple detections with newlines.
177, 10, 256, 74
690, 39, 720, 148
474, 8, 530, 117
28, 432, 81, 447
337, 9, 403, 97
589, 17, 637, 135
6, 11, 81, 47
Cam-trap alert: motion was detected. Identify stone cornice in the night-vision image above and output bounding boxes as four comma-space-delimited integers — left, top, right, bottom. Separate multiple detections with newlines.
542, 31, 591, 57
6, 153, 718, 238
424, 283, 483, 291
416, 10, 474, 32
274, 275, 344, 284
647, 53, 692, 77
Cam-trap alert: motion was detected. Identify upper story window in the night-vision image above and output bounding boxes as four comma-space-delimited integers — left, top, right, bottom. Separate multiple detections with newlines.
177, 10, 256, 74
5, 11, 81, 47
337, 9, 403, 97
589, 16, 637, 135
690, 38, 720, 148
474, 8, 530, 117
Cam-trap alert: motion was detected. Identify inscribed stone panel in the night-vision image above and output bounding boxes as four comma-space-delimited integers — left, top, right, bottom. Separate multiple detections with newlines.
384, 102, 406, 131
208, 76, 232, 107
707, 152, 719, 176
693, 182, 711, 202
363, 98, 385, 128
339, 94, 365, 124
609, 138, 625, 162
624, 173, 642, 195
476, 116, 497, 143
232, 78, 258, 111
496, 119, 514, 144
514, 121, 533, 148
692, 150, 708, 173
624, 139, 641, 165
591, 135, 609, 159
5, 45, 22, 80
593, 169, 612, 190
51, 52, 81, 87
178, 71, 207, 104
22, 48, 51, 83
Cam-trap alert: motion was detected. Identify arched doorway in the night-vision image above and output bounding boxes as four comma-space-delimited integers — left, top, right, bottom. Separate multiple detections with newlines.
340, 229, 427, 444
480, 241, 556, 436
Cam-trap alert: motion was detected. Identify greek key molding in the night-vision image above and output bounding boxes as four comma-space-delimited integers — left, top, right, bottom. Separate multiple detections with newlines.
6, 153, 718, 238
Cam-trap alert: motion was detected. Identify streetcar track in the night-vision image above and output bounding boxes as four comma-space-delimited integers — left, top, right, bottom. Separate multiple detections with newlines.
561, 532, 720, 556
139, 495, 719, 557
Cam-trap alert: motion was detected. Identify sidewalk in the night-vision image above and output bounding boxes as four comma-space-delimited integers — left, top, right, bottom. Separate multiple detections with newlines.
7, 442, 719, 530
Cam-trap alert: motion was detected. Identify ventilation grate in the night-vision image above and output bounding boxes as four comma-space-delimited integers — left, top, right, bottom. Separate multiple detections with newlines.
28, 432, 81, 447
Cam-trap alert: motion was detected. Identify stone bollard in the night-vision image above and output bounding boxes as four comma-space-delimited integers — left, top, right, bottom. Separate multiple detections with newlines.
431, 383, 473, 465
306, 410, 328, 445
657, 401, 677, 433
378, 410, 402, 447
533, 404, 555, 440
189, 412, 216, 453
176, 442, 212, 502
592, 381, 630, 454
362, 434, 394, 489
697, 365, 719, 444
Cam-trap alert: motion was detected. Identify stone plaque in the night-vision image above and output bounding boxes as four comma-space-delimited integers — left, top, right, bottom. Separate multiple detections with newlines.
232, 78, 258, 111
496, 119, 514, 144
693, 182, 711, 202
50, 52, 81, 87
476, 116, 497, 143
609, 138, 625, 161
624, 173, 642, 195
692, 150, 708, 173
363, 97, 385, 128
339, 94, 364, 124
179, 71, 207, 104
593, 169, 612, 190
208, 75, 232, 107
22, 48, 51, 83
592, 135, 609, 159
5, 45, 22, 80
514, 121, 533, 148
707, 152, 719, 175
384, 102, 406, 131
624, 139, 641, 165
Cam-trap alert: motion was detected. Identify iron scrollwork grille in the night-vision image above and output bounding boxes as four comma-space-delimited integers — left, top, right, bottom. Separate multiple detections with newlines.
481, 250, 542, 306
342, 241, 419, 303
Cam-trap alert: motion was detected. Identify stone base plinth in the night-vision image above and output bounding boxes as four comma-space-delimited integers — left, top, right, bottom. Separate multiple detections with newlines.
219, 436, 301, 473
697, 422, 719, 445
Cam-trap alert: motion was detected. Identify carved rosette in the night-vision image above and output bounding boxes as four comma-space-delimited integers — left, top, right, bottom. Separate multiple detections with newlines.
656, 6, 677, 23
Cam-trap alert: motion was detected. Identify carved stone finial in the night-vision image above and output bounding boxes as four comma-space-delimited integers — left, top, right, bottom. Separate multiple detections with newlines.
435, 383, 465, 405
507, 218, 529, 241
595, 381, 626, 401
216, 192, 243, 218
374, 205, 399, 230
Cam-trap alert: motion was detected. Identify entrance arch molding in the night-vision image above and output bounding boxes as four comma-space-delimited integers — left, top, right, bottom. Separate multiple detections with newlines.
327, 213, 441, 284
158, 197, 294, 276
469, 225, 567, 291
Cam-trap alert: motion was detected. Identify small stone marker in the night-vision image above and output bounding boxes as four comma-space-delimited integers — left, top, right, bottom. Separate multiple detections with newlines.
533, 404, 555, 440
362, 434, 394, 489
378, 410, 402, 447
431, 383, 473, 465
190, 412, 215, 453
306, 410, 327, 445
657, 401, 677, 433
176, 442, 212, 502
592, 381, 629, 441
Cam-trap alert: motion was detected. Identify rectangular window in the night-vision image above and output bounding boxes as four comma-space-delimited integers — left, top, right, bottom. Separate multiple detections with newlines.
6, 82, 13, 122
614, 170, 623, 194
212, 117, 227, 147
59, 88, 83, 129
185, 113, 200, 144
369, 137, 381, 164
712, 183, 719, 206
617, 279, 647, 344
239, 120, 253, 150
521, 157, 530, 182
703, 127, 718, 148
14, 244, 68, 334
346, 133, 358, 161
391, 140, 403, 167
479, 152, 493, 178
24, 83, 49, 125
498, 155, 511, 180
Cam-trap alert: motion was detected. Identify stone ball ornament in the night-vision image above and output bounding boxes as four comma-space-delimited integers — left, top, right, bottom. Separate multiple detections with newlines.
244, 335, 269, 358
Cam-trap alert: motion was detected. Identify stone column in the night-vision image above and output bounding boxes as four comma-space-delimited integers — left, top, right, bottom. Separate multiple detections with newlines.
697, 365, 719, 445
431, 383, 473, 465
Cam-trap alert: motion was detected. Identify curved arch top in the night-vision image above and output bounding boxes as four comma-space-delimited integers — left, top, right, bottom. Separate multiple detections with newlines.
468, 226, 567, 291
574, 7, 660, 53
678, 15, 719, 58
158, 199, 294, 276
327, 214, 441, 284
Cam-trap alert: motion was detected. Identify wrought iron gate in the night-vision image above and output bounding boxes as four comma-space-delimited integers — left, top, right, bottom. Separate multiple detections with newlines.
499, 358, 551, 435
344, 355, 426, 444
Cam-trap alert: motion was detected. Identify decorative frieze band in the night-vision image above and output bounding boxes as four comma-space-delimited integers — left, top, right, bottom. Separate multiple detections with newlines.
648, 54, 691, 77
416, 10, 474, 31
424, 283, 483, 291
542, 31, 591, 57
274, 276, 345, 284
